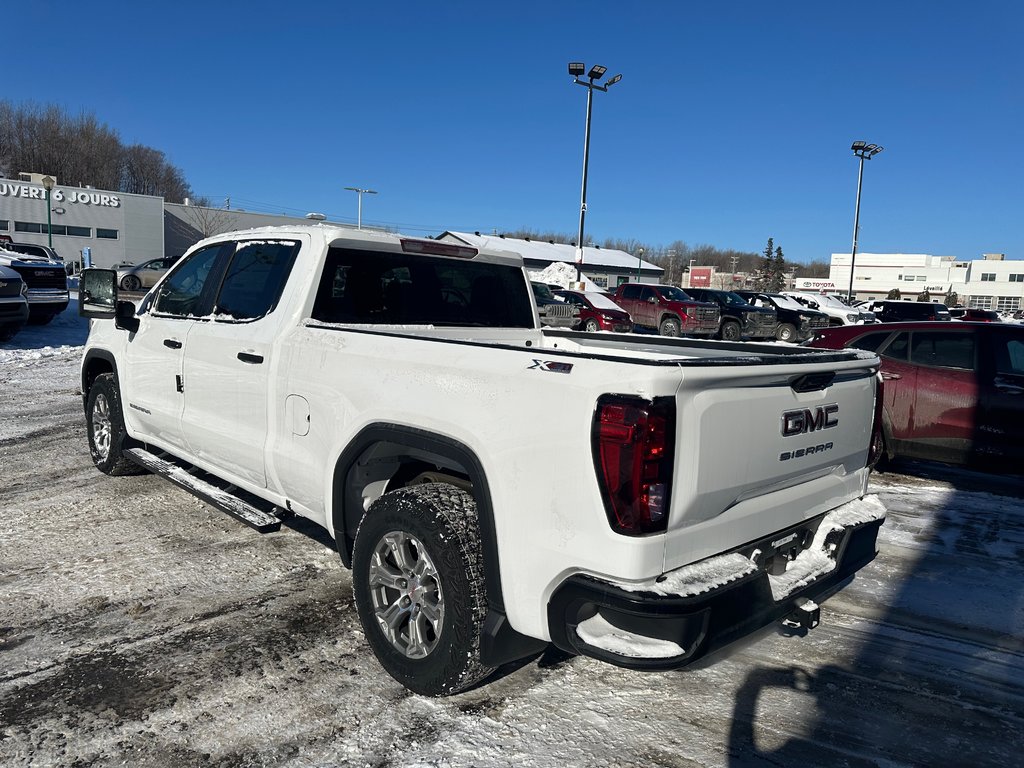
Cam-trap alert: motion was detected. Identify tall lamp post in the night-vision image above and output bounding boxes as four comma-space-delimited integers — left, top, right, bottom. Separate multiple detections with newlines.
568, 62, 621, 283
344, 186, 377, 230
847, 141, 883, 302
41, 176, 56, 249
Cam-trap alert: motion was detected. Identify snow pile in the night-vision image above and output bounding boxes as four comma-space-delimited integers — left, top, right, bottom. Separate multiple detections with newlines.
527, 262, 604, 291
576, 613, 685, 659
0, 298, 88, 365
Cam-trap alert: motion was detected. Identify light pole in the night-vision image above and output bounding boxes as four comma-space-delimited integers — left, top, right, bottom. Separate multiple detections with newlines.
568, 62, 621, 284
344, 186, 377, 230
847, 141, 883, 302
635, 248, 644, 282
41, 176, 55, 248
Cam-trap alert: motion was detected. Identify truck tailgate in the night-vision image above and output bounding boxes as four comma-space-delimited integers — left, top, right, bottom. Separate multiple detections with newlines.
664, 358, 877, 569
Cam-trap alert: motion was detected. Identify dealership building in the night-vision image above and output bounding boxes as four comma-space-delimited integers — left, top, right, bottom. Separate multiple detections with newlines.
0, 173, 164, 267
813, 252, 1024, 312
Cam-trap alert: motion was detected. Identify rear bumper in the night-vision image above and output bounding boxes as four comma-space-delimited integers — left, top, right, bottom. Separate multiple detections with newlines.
547, 495, 885, 670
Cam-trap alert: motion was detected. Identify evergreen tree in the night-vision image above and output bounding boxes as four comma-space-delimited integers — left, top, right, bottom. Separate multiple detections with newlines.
917, 289, 932, 302
771, 246, 786, 292
755, 238, 775, 290
887, 288, 901, 300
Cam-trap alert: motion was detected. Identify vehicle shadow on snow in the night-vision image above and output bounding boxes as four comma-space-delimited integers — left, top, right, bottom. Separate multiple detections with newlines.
725, 465, 1024, 767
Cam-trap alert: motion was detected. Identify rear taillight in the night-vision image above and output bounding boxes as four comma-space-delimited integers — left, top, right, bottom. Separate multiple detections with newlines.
592, 395, 676, 535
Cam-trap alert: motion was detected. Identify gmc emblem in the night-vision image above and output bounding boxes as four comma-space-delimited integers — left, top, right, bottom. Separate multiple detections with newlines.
782, 404, 839, 437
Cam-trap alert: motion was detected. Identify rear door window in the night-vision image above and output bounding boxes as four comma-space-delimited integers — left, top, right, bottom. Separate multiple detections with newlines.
311, 247, 534, 328
909, 330, 975, 370
213, 240, 300, 321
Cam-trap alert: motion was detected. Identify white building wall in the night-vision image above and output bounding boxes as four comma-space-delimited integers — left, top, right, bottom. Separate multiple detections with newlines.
824, 252, 1024, 312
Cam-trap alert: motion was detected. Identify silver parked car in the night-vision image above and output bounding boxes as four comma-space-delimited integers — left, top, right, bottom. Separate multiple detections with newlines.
116, 258, 174, 291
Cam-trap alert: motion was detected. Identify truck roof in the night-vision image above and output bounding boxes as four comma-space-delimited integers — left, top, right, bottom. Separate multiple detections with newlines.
192, 225, 527, 269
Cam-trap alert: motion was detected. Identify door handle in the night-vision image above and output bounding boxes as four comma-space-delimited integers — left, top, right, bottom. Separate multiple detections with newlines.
163, 339, 182, 349
237, 352, 264, 365
996, 384, 1024, 395
881, 373, 901, 381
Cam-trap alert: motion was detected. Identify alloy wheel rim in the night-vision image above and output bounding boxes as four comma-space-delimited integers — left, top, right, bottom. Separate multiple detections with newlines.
368, 530, 445, 659
92, 394, 112, 459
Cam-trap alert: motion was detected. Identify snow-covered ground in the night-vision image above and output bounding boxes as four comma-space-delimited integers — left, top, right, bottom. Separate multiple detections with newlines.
2, 306, 1023, 767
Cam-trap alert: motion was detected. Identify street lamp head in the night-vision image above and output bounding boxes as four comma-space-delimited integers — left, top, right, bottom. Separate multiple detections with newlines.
871, 145, 884, 157
587, 64, 607, 80
41, 175, 55, 191
568, 62, 585, 77
851, 141, 867, 151
606, 73, 622, 87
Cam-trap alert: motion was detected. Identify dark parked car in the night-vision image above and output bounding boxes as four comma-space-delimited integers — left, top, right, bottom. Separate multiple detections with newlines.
530, 281, 579, 328
867, 300, 951, 322
734, 291, 829, 342
807, 322, 1024, 471
552, 289, 632, 332
685, 287, 777, 340
0, 265, 30, 342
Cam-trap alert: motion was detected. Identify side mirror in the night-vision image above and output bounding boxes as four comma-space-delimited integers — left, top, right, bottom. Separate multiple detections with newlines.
79, 269, 117, 319
79, 268, 139, 332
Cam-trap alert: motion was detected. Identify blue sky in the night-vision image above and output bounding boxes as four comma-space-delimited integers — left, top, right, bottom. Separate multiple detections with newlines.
9, 1, 1023, 263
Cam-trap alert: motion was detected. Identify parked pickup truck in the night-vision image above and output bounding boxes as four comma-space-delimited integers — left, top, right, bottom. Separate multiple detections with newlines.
78, 225, 886, 696
685, 287, 778, 341
0, 240, 70, 324
613, 283, 720, 337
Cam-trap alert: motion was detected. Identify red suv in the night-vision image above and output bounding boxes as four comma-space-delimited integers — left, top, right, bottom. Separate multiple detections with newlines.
552, 289, 632, 332
807, 322, 1024, 471
612, 283, 720, 337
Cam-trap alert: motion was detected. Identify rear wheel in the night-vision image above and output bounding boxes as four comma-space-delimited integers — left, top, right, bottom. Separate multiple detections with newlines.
659, 316, 681, 337
776, 323, 797, 342
85, 373, 146, 476
721, 320, 741, 341
352, 483, 494, 696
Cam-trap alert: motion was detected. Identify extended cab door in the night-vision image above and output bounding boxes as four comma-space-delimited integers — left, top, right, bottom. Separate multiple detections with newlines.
120, 242, 227, 452
180, 239, 301, 488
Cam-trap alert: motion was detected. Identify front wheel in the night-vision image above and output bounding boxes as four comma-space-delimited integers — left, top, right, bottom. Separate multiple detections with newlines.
583, 318, 600, 332
352, 483, 494, 696
721, 320, 741, 341
86, 373, 146, 476
659, 316, 681, 337
776, 323, 797, 342
121, 275, 142, 291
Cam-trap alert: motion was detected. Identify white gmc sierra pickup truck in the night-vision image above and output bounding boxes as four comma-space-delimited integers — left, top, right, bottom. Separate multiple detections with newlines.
78, 225, 886, 695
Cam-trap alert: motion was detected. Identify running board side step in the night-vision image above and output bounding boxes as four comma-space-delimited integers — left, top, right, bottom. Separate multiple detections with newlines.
124, 447, 282, 533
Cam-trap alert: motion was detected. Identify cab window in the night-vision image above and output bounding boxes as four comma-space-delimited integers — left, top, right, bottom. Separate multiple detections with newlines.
153, 243, 225, 317
213, 240, 300, 321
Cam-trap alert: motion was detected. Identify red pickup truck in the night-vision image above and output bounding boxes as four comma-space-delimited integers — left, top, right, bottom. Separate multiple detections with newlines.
613, 283, 721, 337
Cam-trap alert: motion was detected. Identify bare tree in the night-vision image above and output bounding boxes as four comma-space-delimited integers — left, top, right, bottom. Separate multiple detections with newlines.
178, 199, 238, 238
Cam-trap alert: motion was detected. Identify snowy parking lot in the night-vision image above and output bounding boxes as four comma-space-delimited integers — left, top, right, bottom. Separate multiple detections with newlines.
2, 308, 1023, 767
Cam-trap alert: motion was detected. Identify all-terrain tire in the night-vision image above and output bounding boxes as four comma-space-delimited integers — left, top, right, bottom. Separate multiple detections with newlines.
86, 373, 146, 476
659, 316, 681, 337
351, 483, 494, 696
721, 320, 741, 341
776, 322, 797, 342
0, 322, 24, 342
